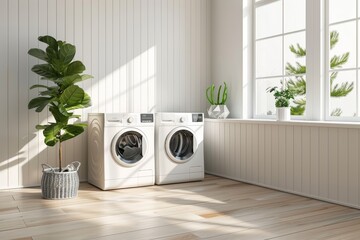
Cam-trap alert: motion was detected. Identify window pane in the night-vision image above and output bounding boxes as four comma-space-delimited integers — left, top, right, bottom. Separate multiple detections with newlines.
286, 75, 306, 116
329, 70, 357, 117
256, 78, 281, 116
329, 0, 356, 24
284, 31, 306, 75
256, 37, 282, 78
330, 21, 357, 69
256, 0, 282, 39
284, 0, 306, 33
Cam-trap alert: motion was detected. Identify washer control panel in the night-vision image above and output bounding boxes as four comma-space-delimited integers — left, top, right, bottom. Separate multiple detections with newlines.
192, 113, 203, 122
141, 113, 154, 123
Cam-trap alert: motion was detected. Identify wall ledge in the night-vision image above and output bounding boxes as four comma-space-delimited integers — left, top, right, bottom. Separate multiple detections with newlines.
205, 118, 360, 128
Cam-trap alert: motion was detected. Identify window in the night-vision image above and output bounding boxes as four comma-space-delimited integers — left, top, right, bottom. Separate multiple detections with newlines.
254, 0, 306, 118
253, 0, 360, 121
326, 0, 359, 119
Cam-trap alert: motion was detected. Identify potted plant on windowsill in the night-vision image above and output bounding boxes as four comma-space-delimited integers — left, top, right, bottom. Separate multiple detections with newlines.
28, 35, 92, 199
206, 82, 229, 119
267, 80, 294, 121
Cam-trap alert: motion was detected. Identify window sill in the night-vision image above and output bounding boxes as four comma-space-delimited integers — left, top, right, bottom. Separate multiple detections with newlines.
205, 118, 360, 128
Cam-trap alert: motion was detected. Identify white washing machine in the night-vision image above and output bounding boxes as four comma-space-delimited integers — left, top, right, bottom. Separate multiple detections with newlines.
87, 113, 155, 190
155, 112, 204, 185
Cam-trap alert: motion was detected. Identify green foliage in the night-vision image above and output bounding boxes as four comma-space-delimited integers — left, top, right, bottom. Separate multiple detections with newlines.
28, 35, 92, 170
206, 82, 228, 105
267, 80, 294, 108
286, 31, 353, 116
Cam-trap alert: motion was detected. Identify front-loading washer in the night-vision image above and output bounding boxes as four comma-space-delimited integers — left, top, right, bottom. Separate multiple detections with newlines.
155, 112, 204, 184
88, 113, 155, 190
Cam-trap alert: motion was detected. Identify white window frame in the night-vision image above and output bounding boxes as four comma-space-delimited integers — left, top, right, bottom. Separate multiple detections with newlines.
325, 0, 360, 121
251, 0, 330, 121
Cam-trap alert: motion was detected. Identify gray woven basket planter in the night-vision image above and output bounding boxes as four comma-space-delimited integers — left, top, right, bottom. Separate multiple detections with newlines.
41, 162, 81, 200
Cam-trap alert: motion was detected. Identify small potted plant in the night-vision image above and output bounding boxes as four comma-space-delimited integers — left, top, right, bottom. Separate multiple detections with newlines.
267, 79, 294, 121
206, 82, 229, 119
28, 35, 92, 199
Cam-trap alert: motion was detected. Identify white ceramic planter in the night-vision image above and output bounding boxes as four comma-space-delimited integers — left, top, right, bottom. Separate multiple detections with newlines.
208, 105, 230, 119
276, 107, 290, 121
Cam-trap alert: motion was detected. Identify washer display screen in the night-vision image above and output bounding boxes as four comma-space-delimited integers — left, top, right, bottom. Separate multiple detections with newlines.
114, 131, 143, 164
168, 130, 194, 161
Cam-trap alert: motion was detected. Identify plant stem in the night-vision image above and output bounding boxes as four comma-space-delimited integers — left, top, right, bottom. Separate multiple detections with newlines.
59, 140, 62, 172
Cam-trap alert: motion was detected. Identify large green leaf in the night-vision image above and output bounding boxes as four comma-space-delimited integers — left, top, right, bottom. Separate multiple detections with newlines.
59, 85, 84, 107
43, 123, 62, 146
60, 124, 85, 142
31, 64, 58, 79
65, 92, 91, 110
65, 61, 85, 75
49, 106, 69, 123
58, 74, 82, 90
30, 84, 51, 90
28, 48, 49, 62
28, 97, 52, 112
35, 124, 49, 130
38, 35, 58, 51
59, 43, 76, 65
46, 46, 58, 61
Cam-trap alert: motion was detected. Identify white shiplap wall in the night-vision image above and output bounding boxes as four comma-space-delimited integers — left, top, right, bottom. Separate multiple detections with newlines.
0, 0, 210, 189
205, 119, 360, 209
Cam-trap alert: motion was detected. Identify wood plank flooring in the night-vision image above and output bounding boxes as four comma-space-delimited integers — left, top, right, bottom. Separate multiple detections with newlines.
1, 175, 360, 240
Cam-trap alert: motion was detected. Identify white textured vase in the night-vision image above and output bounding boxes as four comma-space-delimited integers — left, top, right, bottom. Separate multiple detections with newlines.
276, 107, 290, 121
208, 105, 230, 119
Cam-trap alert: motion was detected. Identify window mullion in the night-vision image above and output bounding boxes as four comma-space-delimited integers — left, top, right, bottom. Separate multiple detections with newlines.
306, 0, 324, 120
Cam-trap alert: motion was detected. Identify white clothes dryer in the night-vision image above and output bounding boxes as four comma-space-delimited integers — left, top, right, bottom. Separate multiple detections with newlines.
88, 113, 155, 190
155, 112, 204, 185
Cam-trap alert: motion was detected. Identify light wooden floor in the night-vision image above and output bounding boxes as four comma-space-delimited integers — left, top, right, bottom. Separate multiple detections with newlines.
1, 175, 360, 240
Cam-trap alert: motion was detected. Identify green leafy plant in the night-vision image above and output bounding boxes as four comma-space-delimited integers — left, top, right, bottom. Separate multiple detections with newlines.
206, 82, 228, 105
286, 31, 353, 116
267, 80, 294, 108
28, 35, 92, 171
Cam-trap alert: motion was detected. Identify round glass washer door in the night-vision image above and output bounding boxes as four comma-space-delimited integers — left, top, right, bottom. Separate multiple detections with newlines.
165, 127, 197, 163
111, 129, 147, 167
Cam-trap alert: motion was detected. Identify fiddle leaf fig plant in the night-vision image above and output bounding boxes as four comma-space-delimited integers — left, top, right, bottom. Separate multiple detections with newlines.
28, 35, 92, 171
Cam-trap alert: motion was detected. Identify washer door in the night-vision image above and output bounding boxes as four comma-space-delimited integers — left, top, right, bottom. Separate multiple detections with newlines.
165, 127, 197, 163
111, 129, 147, 167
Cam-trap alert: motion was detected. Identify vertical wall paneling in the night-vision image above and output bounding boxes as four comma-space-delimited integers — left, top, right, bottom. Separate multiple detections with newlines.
319, 127, 329, 199
285, 126, 294, 191
205, 120, 360, 209
28, 0, 39, 186
329, 128, 338, 200
271, 125, 279, 187
0, 0, 8, 189
19, 0, 29, 186
338, 128, 348, 203
278, 125, 286, 189
0, 0, 209, 189
133, 0, 140, 112
258, 124, 265, 185
293, 126, 302, 192
140, 0, 148, 112
167, 0, 174, 112
235, 124, 241, 178
240, 124, 247, 178
224, 123, 230, 176
106, 0, 113, 113
8, 0, 19, 188
310, 127, 320, 196
246, 124, 252, 181
264, 125, 272, 185
252, 124, 259, 183
348, 130, 359, 205
301, 127, 311, 195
